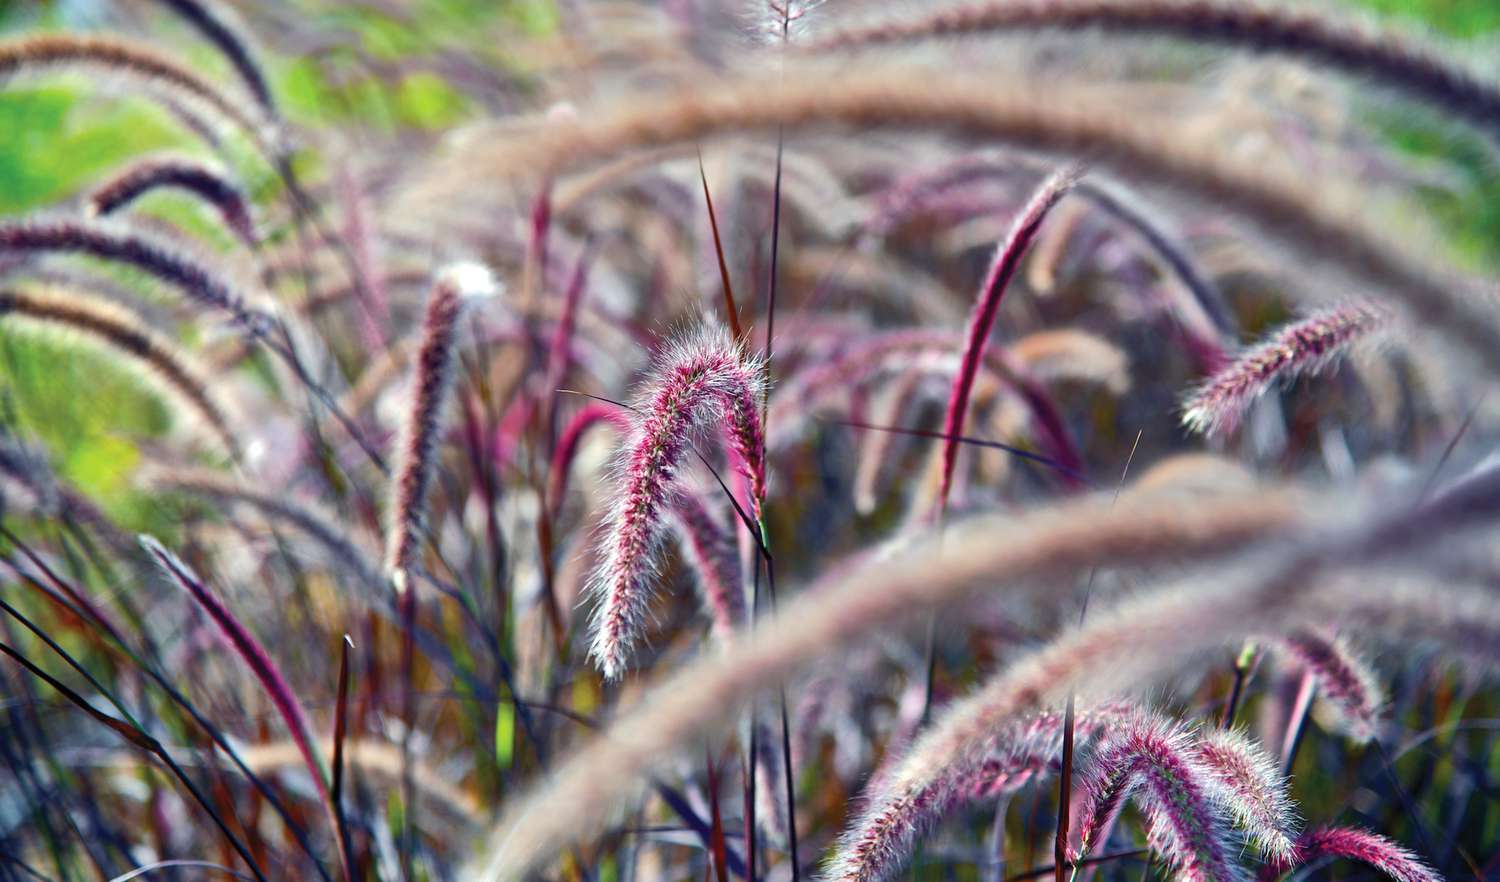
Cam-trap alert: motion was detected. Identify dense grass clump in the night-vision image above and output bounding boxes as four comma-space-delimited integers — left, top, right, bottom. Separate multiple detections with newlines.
1, 3, 1498, 882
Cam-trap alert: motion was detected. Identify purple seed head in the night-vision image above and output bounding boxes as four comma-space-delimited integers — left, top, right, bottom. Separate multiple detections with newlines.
1276, 628, 1383, 743
1192, 728, 1299, 862
384, 262, 499, 585
1075, 713, 1247, 882
1260, 827, 1440, 882
1182, 301, 1391, 439
87, 152, 258, 249
588, 322, 764, 679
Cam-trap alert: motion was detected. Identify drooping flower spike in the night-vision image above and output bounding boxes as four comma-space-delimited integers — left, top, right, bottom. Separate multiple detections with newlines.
1258, 827, 1440, 882
1274, 628, 1383, 743
1072, 713, 1247, 882
588, 322, 764, 679
1182, 301, 1391, 439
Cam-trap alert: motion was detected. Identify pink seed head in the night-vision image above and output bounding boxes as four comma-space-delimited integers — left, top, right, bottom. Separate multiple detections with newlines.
588, 322, 764, 679
1182, 301, 1390, 439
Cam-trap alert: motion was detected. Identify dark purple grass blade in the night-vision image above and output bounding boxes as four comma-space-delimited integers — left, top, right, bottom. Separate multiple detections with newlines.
938, 166, 1082, 513
707, 747, 730, 882
828, 418, 1091, 486
140, 535, 348, 880
333, 634, 354, 876
699, 154, 744, 341
141, 536, 329, 797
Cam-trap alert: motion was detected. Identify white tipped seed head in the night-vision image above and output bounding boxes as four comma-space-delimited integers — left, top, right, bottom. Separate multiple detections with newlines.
439, 261, 500, 301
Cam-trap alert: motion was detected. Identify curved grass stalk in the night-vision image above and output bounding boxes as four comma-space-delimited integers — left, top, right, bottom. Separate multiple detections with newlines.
0, 286, 239, 458
801, 0, 1500, 146
87, 153, 257, 249
416, 72, 1500, 377
939, 166, 1081, 510
462, 463, 1500, 880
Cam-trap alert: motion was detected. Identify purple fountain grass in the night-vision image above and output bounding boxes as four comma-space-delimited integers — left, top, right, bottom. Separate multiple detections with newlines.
139, 536, 331, 800
1072, 714, 1246, 882
938, 165, 1082, 511
140, 535, 353, 882
383, 262, 499, 587
1274, 629, 1382, 742
0, 33, 271, 146
1258, 827, 1439, 882
87, 153, 257, 249
0, 217, 273, 335
800, 0, 1500, 146
588, 322, 765, 679
0, 286, 240, 458
1182, 301, 1392, 439
1190, 728, 1298, 862
548, 402, 631, 512
826, 703, 1131, 882
152, 0, 277, 117
669, 489, 746, 645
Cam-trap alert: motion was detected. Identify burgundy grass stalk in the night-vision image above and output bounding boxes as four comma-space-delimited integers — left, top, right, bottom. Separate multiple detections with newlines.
139, 536, 336, 817
1182, 301, 1390, 438
88, 153, 258, 248
542, 241, 598, 440
144, 538, 318, 761
548, 402, 631, 511
1258, 827, 1439, 882
384, 262, 498, 586
938, 166, 1082, 511
588, 323, 765, 679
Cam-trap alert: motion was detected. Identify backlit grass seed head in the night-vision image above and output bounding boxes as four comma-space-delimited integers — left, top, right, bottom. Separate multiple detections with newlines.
1075, 714, 1246, 882
1275, 629, 1383, 743
383, 262, 499, 586
1259, 827, 1440, 882
1191, 728, 1298, 862
826, 703, 1131, 882
587, 322, 765, 680
1182, 301, 1391, 439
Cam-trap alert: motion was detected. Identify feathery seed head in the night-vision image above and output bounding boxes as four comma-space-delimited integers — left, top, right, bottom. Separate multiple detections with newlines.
1260, 827, 1440, 882
587, 321, 764, 679
1182, 301, 1391, 439
383, 261, 498, 584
